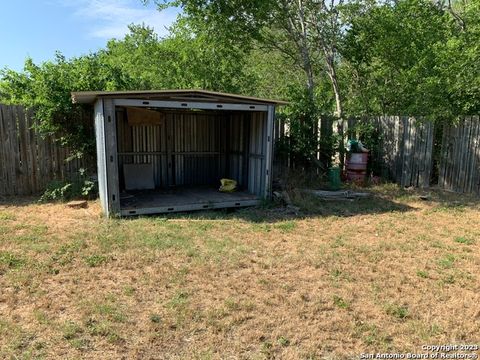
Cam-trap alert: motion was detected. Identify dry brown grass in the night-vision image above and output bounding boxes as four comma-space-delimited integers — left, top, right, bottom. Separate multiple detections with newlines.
0, 185, 479, 359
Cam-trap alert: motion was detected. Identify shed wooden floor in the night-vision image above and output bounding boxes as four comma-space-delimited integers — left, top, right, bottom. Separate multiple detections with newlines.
120, 187, 260, 216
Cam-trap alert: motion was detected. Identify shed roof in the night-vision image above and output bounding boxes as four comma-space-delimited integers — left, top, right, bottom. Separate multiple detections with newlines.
71, 89, 288, 105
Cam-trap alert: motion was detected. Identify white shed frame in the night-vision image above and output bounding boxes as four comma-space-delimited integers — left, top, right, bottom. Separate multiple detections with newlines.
72, 90, 286, 217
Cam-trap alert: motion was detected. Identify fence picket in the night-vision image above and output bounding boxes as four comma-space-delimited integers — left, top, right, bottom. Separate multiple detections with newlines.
0, 104, 93, 196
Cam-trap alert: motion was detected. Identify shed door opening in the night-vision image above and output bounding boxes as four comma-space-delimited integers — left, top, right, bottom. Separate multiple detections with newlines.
115, 107, 268, 215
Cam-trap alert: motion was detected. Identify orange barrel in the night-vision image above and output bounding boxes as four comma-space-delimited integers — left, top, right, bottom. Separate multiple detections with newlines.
346, 153, 368, 182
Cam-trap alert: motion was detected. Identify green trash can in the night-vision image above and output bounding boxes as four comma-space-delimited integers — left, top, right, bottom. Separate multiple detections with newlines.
327, 166, 342, 190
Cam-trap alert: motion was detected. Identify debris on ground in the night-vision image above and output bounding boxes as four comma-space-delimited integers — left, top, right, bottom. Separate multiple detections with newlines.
302, 189, 372, 201
66, 200, 88, 209
272, 190, 300, 214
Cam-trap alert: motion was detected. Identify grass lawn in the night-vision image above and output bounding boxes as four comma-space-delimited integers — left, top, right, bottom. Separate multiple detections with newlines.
0, 184, 479, 359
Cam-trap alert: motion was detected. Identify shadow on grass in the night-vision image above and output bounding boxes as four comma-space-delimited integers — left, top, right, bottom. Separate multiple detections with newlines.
153, 184, 479, 223
0, 195, 41, 207
373, 184, 480, 208
3, 184, 478, 224
151, 190, 415, 223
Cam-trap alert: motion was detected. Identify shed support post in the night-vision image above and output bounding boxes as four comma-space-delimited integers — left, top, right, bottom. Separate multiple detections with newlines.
265, 106, 275, 198
103, 99, 120, 216
94, 99, 109, 215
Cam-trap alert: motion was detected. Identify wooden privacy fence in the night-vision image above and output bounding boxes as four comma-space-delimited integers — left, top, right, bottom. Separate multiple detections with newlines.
439, 116, 480, 194
348, 116, 434, 188
1, 103, 479, 196
274, 115, 480, 194
0, 104, 89, 196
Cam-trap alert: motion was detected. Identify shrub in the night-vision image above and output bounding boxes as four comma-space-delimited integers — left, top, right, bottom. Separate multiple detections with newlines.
40, 168, 96, 202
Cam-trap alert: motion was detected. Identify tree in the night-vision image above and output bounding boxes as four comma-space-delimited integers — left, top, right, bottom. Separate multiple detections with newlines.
153, 0, 352, 165
0, 52, 135, 157
152, 0, 345, 108
0, 23, 259, 156
342, 0, 480, 119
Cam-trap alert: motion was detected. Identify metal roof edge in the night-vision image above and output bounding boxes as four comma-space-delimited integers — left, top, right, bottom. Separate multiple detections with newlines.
71, 89, 289, 105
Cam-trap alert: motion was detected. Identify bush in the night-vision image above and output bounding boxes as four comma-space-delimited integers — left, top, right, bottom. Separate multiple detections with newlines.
276, 88, 340, 170
40, 169, 96, 202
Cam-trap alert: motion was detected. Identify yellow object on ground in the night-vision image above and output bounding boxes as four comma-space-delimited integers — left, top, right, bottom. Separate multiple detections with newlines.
219, 178, 237, 192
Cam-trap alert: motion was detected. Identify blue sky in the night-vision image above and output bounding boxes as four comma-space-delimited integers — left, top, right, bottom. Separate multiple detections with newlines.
0, 0, 180, 71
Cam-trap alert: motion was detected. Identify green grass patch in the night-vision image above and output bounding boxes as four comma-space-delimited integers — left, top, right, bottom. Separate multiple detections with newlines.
0, 211, 16, 221
274, 221, 297, 233
142, 229, 193, 252
442, 274, 455, 284
333, 295, 349, 309
277, 336, 290, 347
123, 285, 135, 296
84, 318, 122, 344
251, 223, 272, 233
84, 254, 108, 267
331, 235, 347, 248
13, 224, 49, 243
51, 239, 86, 266
33, 310, 51, 325
95, 302, 127, 323
437, 254, 456, 269
0, 251, 26, 270
167, 291, 190, 310
454, 236, 474, 245
354, 321, 392, 347
62, 321, 84, 341
150, 314, 162, 323
385, 303, 409, 319
416, 270, 429, 279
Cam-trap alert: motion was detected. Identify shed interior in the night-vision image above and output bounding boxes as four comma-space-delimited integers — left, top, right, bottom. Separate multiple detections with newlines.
115, 106, 268, 215
72, 89, 282, 217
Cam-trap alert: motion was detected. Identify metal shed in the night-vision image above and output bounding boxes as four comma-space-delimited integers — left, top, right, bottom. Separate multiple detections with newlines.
71, 90, 286, 217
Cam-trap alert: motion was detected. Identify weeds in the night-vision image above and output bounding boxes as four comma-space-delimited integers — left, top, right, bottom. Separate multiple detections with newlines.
437, 254, 456, 269
416, 270, 429, 279
277, 336, 290, 347
0, 212, 16, 221
274, 220, 297, 233
0, 251, 26, 270
333, 295, 349, 309
454, 236, 474, 245
84, 254, 108, 267
385, 304, 409, 319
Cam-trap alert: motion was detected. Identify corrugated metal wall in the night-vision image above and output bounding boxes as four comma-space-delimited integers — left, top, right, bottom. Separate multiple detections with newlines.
228, 113, 248, 188
116, 108, 268, 196
117, 109, 169, 188
248, 112, 267, 196
173, 112, 223, 186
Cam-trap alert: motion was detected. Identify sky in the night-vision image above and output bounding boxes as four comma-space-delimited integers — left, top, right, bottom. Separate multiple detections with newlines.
0, 0, 180, 71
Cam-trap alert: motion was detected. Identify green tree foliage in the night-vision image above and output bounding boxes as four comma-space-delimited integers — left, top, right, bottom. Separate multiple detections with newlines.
0, 0, 478, 163
0, 52, 133, 156
102, 22, 255, 93
440, 0, 480, 115
158, 0, 346, 112
342, 0, 480, 118
0, 23, 256, 155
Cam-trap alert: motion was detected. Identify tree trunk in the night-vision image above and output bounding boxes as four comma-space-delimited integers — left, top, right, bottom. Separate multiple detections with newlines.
325, 53, 346, 169
294, 0, 315, 103
305, 64, 315, 101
